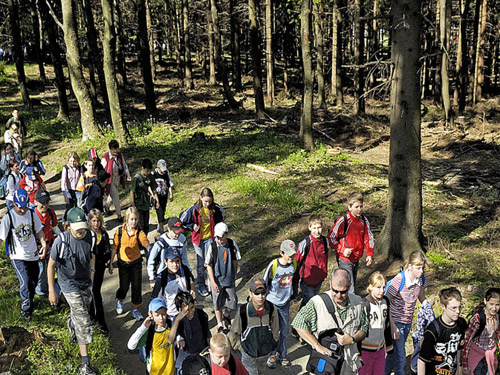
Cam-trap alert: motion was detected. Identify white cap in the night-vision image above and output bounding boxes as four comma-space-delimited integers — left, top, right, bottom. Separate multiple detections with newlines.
214, 222, 228, 238
157, 159, 168, 172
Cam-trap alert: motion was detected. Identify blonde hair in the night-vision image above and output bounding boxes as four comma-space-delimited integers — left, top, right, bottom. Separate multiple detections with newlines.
403, 250, 426, 270
347, 192, 363, 206
366, 271, 386, 294
88, 209, 106, 232
210, 333, 231, 351
125, 207, 140, 229
308, 214, 322, 227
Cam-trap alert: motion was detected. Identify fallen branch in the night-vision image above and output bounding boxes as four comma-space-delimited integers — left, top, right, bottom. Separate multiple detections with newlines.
312, 124, 337, 143
246, 163, 278, 175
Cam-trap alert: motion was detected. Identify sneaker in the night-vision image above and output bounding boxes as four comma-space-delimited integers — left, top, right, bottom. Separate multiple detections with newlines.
281, 357, 291, 367
217, 324, 224, 333
21, 310, 32, 322
266, 353, 277, 369
79, 363, 96, 375
198, 288, 210, 297
132, 309, 144, 321
115, 299, 124, 314
67, 316, 77, 342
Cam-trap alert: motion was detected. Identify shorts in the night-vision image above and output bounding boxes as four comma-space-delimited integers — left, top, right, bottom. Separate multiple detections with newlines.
212, 286, 238, 311
64, 287, 93, 345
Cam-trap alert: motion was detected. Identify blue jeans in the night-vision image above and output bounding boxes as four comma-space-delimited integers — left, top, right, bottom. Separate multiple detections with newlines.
36, 258, 49, 296
273, 301, 290, 358
474, 357, 488, 375
193, 238, 212, 290
337, 259, 359, 293
299, 281, 322, 309
11, 259, 39, 313
385, 321, 412, 375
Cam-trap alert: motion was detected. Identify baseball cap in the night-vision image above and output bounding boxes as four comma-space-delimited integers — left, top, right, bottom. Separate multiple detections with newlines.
149, 298, 167, 312
157, 159, 168, 172
214, 222, 228, 238
13, 189, 29, 207
67, 207, 88, 231
25, 166, 36, 181
248, 275, 267, 293
97, 169, 111, 183
167, 217, 184, 234
34, 189, 50, 204
280, 240, 296, 256
182, 354, 211, 375
165, 246, 182, 260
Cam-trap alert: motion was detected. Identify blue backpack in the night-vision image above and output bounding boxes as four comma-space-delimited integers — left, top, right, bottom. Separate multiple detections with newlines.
384, 267, 426, 296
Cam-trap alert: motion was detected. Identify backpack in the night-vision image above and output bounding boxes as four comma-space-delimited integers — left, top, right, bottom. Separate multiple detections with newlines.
200, 348, 237, 375
239, 301, 275, 333
384, 268, 426, 296
116, 226, 147, 260
5, 209, 36, 256
263, 258, 298, 288
298, 235, 329, 279
209, 238, 237, 267
77, 175, 95, 212
333, 213, 366, 248
56, 230, 97, 260
134, 173, 155, 207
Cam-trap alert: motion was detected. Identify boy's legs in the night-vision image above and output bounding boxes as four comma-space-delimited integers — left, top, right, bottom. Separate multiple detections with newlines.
90, 258, 107, 329
473, 358, 488, 375
139, 210, 150, 234
194, 238, 212, 294
299, 281, 322, 309
336, 259, 358, 293
155, 196, 168, 234
108, 181, 121, 217
241, 350, 267, 375
36, 258, 49, 296
11, 259, 39, 316
275, 301, 290, 359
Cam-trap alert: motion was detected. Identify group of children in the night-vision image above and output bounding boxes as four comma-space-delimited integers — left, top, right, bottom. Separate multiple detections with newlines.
2, 137, 499, 375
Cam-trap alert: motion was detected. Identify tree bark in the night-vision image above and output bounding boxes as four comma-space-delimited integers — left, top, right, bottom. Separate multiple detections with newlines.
30, 0, 46, 85
113, 0, 128, 88
353, 0, 365, 114
8, 0, 31, 107
331, 0, 343, 106
453, 0, 470, 112
137, 0, 157, 113
61, 0, 100, 140
102, 0, 131, 145
473, 0, 487, 104
248, 0, 266, 118
230, 0, 242, 91
207, 4, 216, 85
300, 0, 314, 151
265, 0, 274, 105
433, 0, 441, 105
39, 0, 69, 120
313, 0, 325, 109
369, 0, 379, 89
182, 0, 194, 89
440, 0, 453, 126
145, 0, 156, 81
376, 0, 423, 260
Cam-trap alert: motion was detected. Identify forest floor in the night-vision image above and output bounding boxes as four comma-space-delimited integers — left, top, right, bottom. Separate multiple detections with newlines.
1, 61, 500, 374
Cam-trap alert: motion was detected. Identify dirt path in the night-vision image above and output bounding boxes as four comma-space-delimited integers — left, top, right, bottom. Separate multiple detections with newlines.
28, 171, 311, 374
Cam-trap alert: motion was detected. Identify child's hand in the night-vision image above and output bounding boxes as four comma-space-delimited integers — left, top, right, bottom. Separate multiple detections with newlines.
144, 313, 154, 328
178, 304, 190, 319
109, 264, 114, 274
343, 248, 352, 258
176, 339, 185, 349
366, 256, 372, 266
212, 282, 219, 294
391, 325, 400, 340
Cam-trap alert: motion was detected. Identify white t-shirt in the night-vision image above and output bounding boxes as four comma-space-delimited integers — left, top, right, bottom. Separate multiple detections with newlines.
0, 209, 42, 261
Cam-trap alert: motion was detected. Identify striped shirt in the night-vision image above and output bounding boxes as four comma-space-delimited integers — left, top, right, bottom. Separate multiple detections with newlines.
386, 271, 428, 324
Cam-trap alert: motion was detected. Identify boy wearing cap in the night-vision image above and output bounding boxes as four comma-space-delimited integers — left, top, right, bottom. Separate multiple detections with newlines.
206, 222, 241, 333
131, 158, 159, 234
0, 189, 47, 321
34, 189, 60, 296
20, 165, 46, 204
128, 297, 188, 375
84, 169, 111, 213
229, 275, 279, 374
48, 207, 97, 375
147, 217, 190, 288
151, 246, 195, 321
262, 240, 300, 368
153, 159, 174, 234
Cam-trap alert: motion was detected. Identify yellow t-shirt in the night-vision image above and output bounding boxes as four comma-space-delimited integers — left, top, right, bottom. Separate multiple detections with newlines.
148, 328, 175, 375
200, 207, 211, 240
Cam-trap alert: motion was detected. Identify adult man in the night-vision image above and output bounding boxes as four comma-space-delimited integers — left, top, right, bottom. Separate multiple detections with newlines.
100, 139, 131, 220
48, 207, 97, 375
0, 189, 47, 321
292, 268, 368, 375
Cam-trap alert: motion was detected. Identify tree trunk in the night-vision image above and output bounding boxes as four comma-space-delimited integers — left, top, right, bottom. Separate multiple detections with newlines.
265, 0, 274, 105
353, 0, 365, 114
39, 0, 69, 120
145, 0, 156, 81
473, 0, 487, 104
313, 1, 325, 109
113, 0, 127, 88
433, 0, 441, 105
440, 0, 453, 126
168, 0, 183, 81
230, 0, 242, 91
30, 0, 46, 85
248, 0, 266, 118
182, 0, 194, 89
207, 4, 216, 85
453, 0, 470, 112
331, 0, 343, 106
300, 0, 314, 151
8, 0, 31, 107
376, 0, 423, 260
61, 0, 100, 140
369, 0, 379, 89
102, 0, 131, 145
137, 0, 157, 113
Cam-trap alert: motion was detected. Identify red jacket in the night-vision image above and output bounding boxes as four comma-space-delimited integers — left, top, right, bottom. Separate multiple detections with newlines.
179, 203, 225, 246
101, 151, 127, 193
295, 234, 329, 287
20, 174, 44, 203
327, 211, 374, 263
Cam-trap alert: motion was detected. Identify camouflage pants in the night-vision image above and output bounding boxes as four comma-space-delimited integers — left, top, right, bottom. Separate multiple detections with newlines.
64, 287, 93, 345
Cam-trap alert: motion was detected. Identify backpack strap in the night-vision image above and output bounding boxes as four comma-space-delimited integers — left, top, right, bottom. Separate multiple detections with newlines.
240, 304, 248, 333
319, 293, 342, 330
298, 236, 312, 279
117, 226, 123, 260
144, 324, 156, 360
181, 264, 193, 292
57, 232, 67, 259
30, 209, 36, 238
430, 318, 441, 339
5, 210, 14, 255
228, 353, 237, 375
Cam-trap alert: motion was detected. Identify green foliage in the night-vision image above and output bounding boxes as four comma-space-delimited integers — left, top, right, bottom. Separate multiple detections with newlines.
0, 61, 6, 75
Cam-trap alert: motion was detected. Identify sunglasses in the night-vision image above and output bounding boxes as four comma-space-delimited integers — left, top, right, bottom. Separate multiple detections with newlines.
331, 287, 349, 295
252, 290, 266, 296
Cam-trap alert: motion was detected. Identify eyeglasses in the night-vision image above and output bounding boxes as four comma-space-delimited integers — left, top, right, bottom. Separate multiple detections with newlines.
253, 290, 266, 296
331, 287, 349, 295
447, 305, 462, 312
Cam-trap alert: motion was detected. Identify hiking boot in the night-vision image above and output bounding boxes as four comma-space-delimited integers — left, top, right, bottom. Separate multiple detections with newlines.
67, 316, 77, 342
132, 309, 144, 321
79, 363, 96, 375
267, 353, 277, 369
21, 310, 32, 322
115, 299, 124, 314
